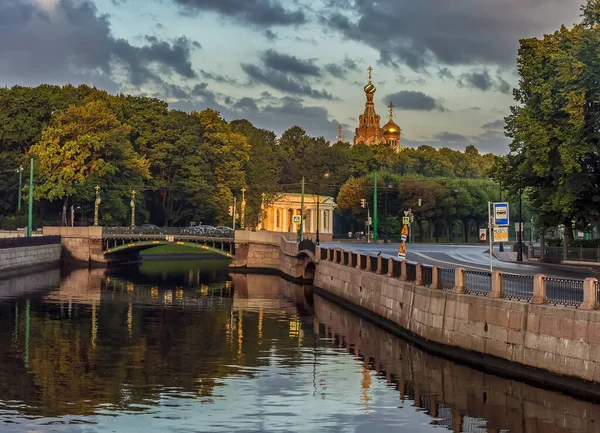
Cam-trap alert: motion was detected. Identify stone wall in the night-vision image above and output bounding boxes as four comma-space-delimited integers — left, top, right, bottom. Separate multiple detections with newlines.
313, 259, 600, 385
42, 227, 106, 266
0, 244, 61, 274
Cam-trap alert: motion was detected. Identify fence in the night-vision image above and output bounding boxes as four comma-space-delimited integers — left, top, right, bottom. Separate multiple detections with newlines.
545, 277, 584, 307
0, 235, 61, 249
501, 274, 534, 301
439, 268, 455, 291
464, 271, 492, 296
422, 266, 433, 287
405, 263, 417, 282
318, 248, 593, 310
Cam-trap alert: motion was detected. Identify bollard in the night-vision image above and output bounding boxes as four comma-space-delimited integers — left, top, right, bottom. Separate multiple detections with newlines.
580, 277, 598, 310
376, 256, 383, 275
400, 261, 408, 282
416, 263, 423, 286
431, 266, 440, 290
356, 253, 362, 270
531, 274, 546, 305
387, 258, 394, 277
488, 270, 503, 299
366, 255, 372, 272
454, 267, 466, 294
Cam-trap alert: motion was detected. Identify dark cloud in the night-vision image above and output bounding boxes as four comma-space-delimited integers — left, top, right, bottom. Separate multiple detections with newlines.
241, 63, 335, 100
404, 129, 510, 154
482, 119, 506, 130
325, 56, 360, 79
200, 69, 239, 86
384, 91, 446, 112
262, 49, 321, 77
433, 131, 470, 143
0, 0, 198, 94
173, 0, 306, 26
458, 68, 512, 94
264, 29, 278, 40
438, 68, 454, 80
321, 0, 581, 70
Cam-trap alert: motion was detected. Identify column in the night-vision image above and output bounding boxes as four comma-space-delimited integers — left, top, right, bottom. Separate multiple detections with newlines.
309, 208, 315, 233
282, 208, 288, 233
329, 208, 334, 235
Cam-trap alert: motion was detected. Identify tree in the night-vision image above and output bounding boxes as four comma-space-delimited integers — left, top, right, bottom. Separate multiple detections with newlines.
29, 101, 150, 224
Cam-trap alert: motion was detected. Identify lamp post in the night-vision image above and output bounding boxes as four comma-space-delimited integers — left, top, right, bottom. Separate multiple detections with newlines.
130, 190, 136, 227
16, 165, 23, 213
373, 172, 378, 243
27, 158, 34, 238
384, 184, 392, 243
94, 185, 101, 226
316, 170, 330, 246
241, 187, 247, 229
260, 192, 266, 230
517, 188, 523, 262
300, 177, 305, 242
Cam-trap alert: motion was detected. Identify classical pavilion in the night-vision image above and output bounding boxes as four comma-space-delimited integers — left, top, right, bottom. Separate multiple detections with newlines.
353, 66, 402, 151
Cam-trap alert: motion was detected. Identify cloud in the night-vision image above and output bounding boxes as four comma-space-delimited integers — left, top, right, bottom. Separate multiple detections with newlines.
404, 129, 510, 154
457, 68, 512, 94
241, 63, 335, 100
325, 56, 360, 79
433, 131, 470, 143
482, 119, 506, 130
264, 29, 278, 40
383, 91, 446, 112
200, 69, 239, 86
438, 68, 454, 80
321, 0, 581, 70
0, 0, 198, 94
262, 49, 321, 77
173, 0, 306, 26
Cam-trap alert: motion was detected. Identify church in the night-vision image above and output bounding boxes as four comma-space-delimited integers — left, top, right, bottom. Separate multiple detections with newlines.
353, 67, 401, 151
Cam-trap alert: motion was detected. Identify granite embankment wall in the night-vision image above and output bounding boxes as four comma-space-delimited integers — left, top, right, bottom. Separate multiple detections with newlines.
314, 257, 600, 387
42, 227, 106, 266
230, 230, 314, 280
0, 241, 61, 274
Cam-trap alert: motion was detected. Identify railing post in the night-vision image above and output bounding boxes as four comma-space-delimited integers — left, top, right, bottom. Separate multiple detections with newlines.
489, 270, 503, 299
416, 263, 423, 285
356, 253, 362, 270
376, 256, 383, 275
454, 267, 466, 294
531, 274, 546, 305
316, 246, 321, 262
387, 258, 394, 277
400, 261, 408, 282
366, 255, 372, 272
580, 277, 598, 310
431, 266, 440, 290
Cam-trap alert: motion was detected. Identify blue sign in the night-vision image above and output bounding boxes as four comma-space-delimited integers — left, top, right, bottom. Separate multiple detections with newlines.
493, 202, 510, 226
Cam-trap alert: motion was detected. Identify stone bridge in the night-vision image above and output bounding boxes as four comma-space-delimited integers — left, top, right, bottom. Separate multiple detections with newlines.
42, 226, 234, 266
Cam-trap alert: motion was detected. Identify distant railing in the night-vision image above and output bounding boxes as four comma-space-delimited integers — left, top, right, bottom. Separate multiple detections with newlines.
298, 239, 316, 255
369, 256, 378, 273
406, 263, 417, 282
392, 260, 402, 278
103, 226, 233, 239
465, 271, 491, 296
501, 274, 534, 301
351, 253, 358, 268
422, 266, 433, 287
0, 235, 61, 249
320, 248, 328, 261
439, 268, 455, 291
380, 259, 389, 276
545, 277, 584, 307
360, 255, 367, 270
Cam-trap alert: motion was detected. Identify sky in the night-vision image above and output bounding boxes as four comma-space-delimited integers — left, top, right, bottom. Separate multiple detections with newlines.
0, 0, 586, 154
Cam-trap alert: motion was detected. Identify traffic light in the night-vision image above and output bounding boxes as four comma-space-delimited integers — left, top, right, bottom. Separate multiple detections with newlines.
418, 198, 422, 207
360, 199, 366, 208
228, 206, 233, 216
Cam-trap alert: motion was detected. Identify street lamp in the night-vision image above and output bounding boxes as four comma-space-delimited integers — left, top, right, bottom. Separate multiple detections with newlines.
316, 170, 330, 246
94, 185, 101, 226
517, 188, 523, 262
384, 184, 392, 243
130, 190, 136, 227
16, 165, 23, 212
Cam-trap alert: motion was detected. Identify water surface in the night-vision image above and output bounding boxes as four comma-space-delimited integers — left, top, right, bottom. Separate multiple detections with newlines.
0, 261, 598, 432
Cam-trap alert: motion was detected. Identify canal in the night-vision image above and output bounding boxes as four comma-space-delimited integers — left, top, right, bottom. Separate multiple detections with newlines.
0, 260, 598, 432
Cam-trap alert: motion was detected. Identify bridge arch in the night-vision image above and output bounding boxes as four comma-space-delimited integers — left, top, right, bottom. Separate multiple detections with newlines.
104, 240, 233, 259
297, 250, 317, 281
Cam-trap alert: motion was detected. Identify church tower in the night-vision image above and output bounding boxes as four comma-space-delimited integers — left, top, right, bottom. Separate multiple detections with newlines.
354, 66, 384, 146
353, 66, 401, 151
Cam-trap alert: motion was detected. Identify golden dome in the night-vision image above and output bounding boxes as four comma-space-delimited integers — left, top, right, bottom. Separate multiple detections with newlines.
364, 82, 376, 94
383, 119, 400, 134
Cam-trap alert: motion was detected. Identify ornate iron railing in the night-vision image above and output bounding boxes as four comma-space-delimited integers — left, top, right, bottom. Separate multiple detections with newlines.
464, 271, 492, 296
545, 277, 584, 307
501, 274, 534, 301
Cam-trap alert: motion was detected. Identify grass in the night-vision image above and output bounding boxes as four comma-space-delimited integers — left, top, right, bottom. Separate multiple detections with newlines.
140, 244, 227, 256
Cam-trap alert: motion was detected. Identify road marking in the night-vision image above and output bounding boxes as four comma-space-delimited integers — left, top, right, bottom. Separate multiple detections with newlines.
412, 252, 492, 272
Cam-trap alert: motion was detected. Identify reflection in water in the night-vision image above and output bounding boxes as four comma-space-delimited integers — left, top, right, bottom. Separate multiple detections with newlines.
0, 263, 598, 432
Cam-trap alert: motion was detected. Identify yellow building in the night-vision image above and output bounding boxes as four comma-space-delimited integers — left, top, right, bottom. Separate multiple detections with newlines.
261, 193, 336, 242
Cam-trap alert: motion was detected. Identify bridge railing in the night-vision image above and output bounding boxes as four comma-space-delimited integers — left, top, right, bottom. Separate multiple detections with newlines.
103, 226, 233, 238
0, 235, 61, 249
317, 247, 598, 310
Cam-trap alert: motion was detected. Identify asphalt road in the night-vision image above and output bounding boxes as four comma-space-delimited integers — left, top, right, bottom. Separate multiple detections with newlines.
321, 241, 599, 281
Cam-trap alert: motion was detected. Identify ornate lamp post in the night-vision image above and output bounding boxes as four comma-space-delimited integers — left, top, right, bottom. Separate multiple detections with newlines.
260, 192, 266, 229
316, 170, 330, 246
16, 165, 23, 212
94, 185, 101, 226
130, 190, 136, 227
241, 187, 247, 229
